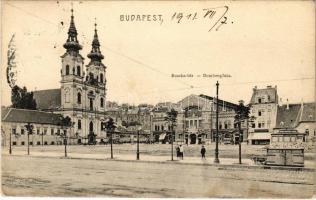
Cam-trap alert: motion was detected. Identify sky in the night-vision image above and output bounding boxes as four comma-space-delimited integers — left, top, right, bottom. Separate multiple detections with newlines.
1, 1, 315, 106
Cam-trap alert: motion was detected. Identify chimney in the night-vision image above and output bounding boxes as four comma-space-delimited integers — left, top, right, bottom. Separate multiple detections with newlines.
267, 85, 272, 88
253, 86, 257, 91
286, 99, 289, 110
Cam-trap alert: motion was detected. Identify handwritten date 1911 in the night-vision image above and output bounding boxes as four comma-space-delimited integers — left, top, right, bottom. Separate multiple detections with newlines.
171, 6, 230, 32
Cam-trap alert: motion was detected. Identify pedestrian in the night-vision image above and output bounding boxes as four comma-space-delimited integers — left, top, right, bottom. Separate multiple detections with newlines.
201, 145, 206, 160
179, 144, 184, 160
176, 145, 180, 159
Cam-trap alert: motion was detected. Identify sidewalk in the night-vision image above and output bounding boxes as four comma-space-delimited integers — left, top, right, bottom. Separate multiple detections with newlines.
2, 150, 315, 171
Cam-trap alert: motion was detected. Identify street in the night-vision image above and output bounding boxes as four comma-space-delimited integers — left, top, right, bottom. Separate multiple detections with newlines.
2, 155, 315, 198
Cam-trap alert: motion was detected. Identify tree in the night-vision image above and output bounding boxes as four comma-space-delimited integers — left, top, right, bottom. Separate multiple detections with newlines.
234, 100, 252, 164
59, 116, 72, 157
24, 122, 34, 155
165, 108, 178, 161
6, 34, 17, 89
104, 117, 117, 159
11, 85, 37, 110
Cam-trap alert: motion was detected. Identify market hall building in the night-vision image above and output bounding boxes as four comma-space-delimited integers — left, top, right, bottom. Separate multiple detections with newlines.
152, 94, 247, 145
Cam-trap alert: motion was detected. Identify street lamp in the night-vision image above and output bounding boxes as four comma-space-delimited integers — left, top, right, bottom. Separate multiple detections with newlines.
64, 129, 67, 157
41, 131, 44, 146
136, 125, 142, 160
214, 81, 220, 164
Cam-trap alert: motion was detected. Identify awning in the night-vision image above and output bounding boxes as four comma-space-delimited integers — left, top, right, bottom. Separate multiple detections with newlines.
248, 132, 271, 140
159, 133, 166, 140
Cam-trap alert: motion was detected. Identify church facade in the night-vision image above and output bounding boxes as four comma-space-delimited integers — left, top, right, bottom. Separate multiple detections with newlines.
33, 9, 107, 144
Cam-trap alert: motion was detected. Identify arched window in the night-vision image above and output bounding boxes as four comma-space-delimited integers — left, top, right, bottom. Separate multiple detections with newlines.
77, 66, 81, 76
100, 97, 104, 108
65, 89, 70, 103
78, 119, 81, 130
100, 73, 104, 83
89, 98, 93, 111
66, 65, 70, 75
77, 93, 81, 104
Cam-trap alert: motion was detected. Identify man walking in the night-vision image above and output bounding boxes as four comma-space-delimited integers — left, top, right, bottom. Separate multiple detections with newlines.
179, 144, 184, 160
201, 145, 206, 160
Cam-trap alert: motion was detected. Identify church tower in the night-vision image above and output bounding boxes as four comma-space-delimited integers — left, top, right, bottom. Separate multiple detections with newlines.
60, 8, 84, 110
85, 21, 106, 114
86, 22, 106, 89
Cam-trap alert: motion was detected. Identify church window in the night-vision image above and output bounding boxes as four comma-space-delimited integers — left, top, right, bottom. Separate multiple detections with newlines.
65, 90, 70, 103
89, 99, 93, 111
100, 73, 104, 83
100, 98, 104, 108
89, 121, 94, 132
78, 120, 81, 130
77, 93, 81, 104
66, 65, 70, 75
77, 66, 81, 76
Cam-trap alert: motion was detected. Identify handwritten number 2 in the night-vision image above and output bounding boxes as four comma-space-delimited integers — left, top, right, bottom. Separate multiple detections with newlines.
216, 16, 227, 31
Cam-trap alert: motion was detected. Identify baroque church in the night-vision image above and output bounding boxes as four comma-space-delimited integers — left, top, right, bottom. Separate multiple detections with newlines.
32, 9, 107, 144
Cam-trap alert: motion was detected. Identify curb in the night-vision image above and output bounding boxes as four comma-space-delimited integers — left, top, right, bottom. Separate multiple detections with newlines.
3, 154, 315, 172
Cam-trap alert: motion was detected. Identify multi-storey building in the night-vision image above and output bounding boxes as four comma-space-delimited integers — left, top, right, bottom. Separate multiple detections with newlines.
248, 86, 278, 145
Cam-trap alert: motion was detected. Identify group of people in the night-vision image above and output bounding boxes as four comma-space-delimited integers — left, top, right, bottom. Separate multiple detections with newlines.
176, 144, 206, 160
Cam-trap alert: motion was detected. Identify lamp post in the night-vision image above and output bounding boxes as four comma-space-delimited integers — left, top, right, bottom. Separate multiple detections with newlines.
9, 128, 12, 154
214, 81, 220, 164
136, 126, 141, 160
110, 130, 113, 159
150, 112, 153, 144
64, 129, 67, 157
41, 131, 44, 146
27, 130, 30, 155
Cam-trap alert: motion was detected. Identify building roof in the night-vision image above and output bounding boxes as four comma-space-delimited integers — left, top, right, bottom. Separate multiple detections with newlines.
199, 94, 238, 109
1, 107, 63, 125
275, 103, 315, 129
300, 103, 315, 122
249, 86, 278, 104
275, 104, 301, 129
33, 89, 61, 110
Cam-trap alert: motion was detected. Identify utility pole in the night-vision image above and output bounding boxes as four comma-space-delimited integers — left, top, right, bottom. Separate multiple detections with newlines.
214, 81, 220, 164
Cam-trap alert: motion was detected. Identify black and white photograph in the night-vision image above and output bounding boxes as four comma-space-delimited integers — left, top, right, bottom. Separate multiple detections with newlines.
1, 0, 315, 198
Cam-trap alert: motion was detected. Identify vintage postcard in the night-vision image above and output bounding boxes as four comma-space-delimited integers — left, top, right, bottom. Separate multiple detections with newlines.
1, 0, 315, 198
